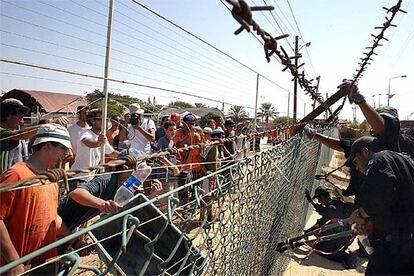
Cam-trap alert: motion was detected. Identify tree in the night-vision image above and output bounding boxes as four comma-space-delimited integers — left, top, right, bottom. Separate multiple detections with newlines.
227, 105, 248, 123
257, 102, 279, 123
85, 90, 160, 117
168, 100, 194, 109
200, 112, 223, 128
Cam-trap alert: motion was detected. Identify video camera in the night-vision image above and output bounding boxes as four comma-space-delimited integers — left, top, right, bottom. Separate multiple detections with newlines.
130, 113, 142, 125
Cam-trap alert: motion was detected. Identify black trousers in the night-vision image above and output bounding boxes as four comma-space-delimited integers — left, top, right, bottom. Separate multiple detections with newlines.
366, 237, 414, 275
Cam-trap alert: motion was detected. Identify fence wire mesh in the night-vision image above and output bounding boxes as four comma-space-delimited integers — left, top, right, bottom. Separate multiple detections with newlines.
0, 133, 337, 275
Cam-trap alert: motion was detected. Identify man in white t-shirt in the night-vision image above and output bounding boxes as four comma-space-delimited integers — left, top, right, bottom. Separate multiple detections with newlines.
67, 106, 90, 155
119, 103, 155, 154
71, 109, 118, 182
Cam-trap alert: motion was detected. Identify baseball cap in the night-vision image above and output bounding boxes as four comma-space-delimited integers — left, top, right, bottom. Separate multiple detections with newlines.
129, 103, 144, 114
346, 136, 381, 165
183, 113, 197, 123
312, 186, 329, 199
203, 127, 213, 134
376, 106, 398, 119
170, 112, 181, 122
32, 123, 72, 149
224, 119, 235, 127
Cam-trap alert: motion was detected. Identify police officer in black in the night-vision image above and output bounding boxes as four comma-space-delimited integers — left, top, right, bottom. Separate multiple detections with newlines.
348, 136, 414, 275
305, 187, 357, 268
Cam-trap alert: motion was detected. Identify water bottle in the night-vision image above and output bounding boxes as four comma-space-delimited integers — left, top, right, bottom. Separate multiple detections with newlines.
114, 162, 152, 206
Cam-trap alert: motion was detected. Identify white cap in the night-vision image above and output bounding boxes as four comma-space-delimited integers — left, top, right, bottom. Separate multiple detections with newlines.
129, 103, 144, 114
32, 123, 72, 149
203, 127, 213, 134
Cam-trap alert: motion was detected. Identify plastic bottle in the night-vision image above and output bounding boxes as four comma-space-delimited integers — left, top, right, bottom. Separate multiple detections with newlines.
114, 162, 152, 206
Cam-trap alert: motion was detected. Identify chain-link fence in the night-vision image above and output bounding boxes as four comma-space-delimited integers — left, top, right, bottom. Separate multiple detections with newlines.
0, 132, 339, 275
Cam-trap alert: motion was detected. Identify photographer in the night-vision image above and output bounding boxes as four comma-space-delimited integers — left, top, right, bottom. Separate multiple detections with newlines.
119, 103, 155, 154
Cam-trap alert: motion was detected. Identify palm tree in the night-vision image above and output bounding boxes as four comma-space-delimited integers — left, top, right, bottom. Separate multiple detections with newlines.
227, 105, 248, 123
257, 102, 279, 123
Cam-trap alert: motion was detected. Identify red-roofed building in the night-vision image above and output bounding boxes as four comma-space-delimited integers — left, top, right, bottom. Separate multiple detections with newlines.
1, 89, 88, 123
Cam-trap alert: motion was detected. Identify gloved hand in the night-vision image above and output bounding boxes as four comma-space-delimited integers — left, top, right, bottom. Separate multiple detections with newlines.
338, 79, 365, 104
303, 125, 317, 139
305, 189, 313, 203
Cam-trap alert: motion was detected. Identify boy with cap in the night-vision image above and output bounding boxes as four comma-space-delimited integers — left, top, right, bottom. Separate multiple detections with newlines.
348, 136, 414, 275
0, 124, 71, 274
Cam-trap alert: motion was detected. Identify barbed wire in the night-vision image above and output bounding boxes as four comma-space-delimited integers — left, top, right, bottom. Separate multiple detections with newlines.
324, 0, 406, 125
351, 0, 405, 82
223, 0, 325, 106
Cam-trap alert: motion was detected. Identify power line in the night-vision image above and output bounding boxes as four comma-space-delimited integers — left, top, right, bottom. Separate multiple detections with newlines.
1, 58, 256, 109
131, 0, 291, 94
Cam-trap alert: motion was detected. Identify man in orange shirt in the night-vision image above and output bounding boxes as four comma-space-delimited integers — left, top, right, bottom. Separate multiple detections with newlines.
173, 113, 202, 205
0, 123, 71, 275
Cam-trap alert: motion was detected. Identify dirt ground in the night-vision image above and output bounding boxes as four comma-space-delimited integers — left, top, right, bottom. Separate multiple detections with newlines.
284, 150, 367, 276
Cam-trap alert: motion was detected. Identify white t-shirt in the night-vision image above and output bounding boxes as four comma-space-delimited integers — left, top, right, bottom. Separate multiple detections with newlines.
127, 119, 156, 154
71, 129, 114, 181
67, 123, 90, 155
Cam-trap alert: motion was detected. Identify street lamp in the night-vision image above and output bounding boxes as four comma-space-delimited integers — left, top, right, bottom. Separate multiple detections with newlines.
387, 75, 407, 106
293, 36, 311, 121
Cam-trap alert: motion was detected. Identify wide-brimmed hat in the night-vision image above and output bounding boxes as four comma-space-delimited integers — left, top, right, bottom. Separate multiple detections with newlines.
32, 123, 72, 149
129, 103, 144, 114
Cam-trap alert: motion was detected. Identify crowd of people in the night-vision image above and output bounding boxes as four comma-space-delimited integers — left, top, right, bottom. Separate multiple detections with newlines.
1, 79, 413, 275
0, 98, 274, 274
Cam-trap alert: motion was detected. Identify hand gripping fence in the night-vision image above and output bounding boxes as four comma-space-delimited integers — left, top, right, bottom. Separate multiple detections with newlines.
0, 130, 332, 275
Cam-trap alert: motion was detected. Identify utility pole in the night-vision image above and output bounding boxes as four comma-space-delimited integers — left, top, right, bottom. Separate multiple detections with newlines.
100, 0, 114, 164
378, 94, 382, 108
352, 104, 357, 125
293, 35, 299, 122
312, 75, 320, 110
287, 92, 290, 124
253, 73, 259, 152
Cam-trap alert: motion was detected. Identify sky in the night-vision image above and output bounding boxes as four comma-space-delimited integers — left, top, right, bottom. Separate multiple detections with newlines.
0, 0, 413, 122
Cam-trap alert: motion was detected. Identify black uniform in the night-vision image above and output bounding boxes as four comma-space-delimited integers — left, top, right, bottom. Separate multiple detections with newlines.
358, 151, 414, 275
310, 199, 356, 265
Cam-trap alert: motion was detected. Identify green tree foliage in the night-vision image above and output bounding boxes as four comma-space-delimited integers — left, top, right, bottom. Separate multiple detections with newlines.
85, 90, 160, 117
200, 112, 223, 128
227, 105, 248, 123
257, 102, 279, 123
168, 100, 194, 109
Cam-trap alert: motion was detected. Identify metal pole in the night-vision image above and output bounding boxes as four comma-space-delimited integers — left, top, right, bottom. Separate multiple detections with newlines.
387, 78, 391, 106
100, 0, 115, 164
313, 76, 320, 110
293, 35, 298, 122
378, 94, 381, 108
303, 102, 306, 118
287, 92, 290, 124
253, 73, 259, 152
